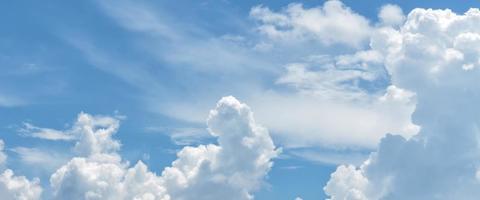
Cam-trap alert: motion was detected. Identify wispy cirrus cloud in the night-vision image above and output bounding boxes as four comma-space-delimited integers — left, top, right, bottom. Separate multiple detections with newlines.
18, 123, 75, 141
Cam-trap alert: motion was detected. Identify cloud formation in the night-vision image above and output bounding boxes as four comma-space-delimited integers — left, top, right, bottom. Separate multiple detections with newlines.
378, 4, 405, 26
247, 1, 418, 148
0, 140, 42, 200
250, 0, 371, 47
80, 0, 419, 150
50, 96, 278, 199
326, 6, 480, 200
162, 96, 278, 200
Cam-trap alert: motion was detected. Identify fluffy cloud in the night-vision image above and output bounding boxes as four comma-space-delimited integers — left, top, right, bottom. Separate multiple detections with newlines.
50, 157, 166, 200
378, 4, 405, 26
326, 7, 480, 200
49, 113, 167, 199
250, 0, 371, 47
0, 170, 42, 200
50, 96, 278, 200
162, 96, 278, 200
0, 140, 43, 200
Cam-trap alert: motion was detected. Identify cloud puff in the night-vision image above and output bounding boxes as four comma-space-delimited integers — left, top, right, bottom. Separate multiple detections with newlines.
378, 4, 405, 26
0, 140, 43, 200
50, 96, 278, 199
250, 0, 371, 47
162, 96, 279, 200
49, 113, 167, 199
0, 170, 42, 200
70, 113, 121, 158
50, 157, 166, 200
326, 7, 480, 200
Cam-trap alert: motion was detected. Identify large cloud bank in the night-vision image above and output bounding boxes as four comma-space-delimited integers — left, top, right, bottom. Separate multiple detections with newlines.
249, 0, 419, 148
325, 6, 480, 200
48, 96, 278, 200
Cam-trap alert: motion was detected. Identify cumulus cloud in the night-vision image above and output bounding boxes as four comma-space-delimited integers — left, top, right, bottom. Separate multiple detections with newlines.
49, 113, 167, 199
0, 170, 42, 200
50, 157, 166, 200
378, 4, 405, 26
0, 140, 42, 200
250, 0, 371, 47
70, 113, 121, 158
50, 96, 278, 199
162, 96, 279, 200
326, 7, 480, 199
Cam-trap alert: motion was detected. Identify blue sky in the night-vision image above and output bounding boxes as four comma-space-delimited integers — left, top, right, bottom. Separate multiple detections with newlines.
3, 0, 480, 199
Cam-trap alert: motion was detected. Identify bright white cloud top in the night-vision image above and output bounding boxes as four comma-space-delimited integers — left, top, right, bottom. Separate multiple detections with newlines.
325, 6, 480, 200
45, 96, 277, 199
0, 140, 42, 200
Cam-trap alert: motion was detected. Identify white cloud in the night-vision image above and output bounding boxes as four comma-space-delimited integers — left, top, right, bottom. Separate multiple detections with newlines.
70, 113, 121, 158
50, 158, 166, 200
324, 165, 368, 200
326, 7, 480, 200
378, 4, 405, 26
0, 140, 42, 200
250, 0, 371, 47
83, 0, 420, 150
49, 113, 165, 199
161, 96, 279, 200
0, 170, 42, 200
276, 50, 384, 100
18, 123, 75, 141
50, 96, 278, 199
249, 87, 418, 148
18, 112, 122, 156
